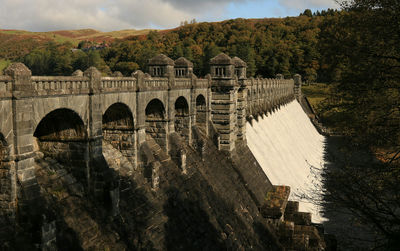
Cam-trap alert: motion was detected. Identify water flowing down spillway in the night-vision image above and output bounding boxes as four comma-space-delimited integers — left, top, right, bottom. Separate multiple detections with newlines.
246, 100, 326, 223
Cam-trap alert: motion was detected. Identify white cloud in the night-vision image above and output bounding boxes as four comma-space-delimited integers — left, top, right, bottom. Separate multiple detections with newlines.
278, 0, 339, 11
0, 0, 196, 31
0, 0, 339, 32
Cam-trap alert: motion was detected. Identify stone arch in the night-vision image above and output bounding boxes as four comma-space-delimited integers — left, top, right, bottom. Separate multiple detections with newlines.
145, 99, 167, 148
34, 108, 87, 140
196, 94, 207, 128
99, 94, 136, 125
174, 96, 190, 139
34, 108, 88, 184
103, 103, 134, 131
32, 97, 89, 137
102, 103, 136, 165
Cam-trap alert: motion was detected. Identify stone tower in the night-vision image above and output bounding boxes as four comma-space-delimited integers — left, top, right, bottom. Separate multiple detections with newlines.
174, 57, 193, 78
232, 56, 248, 143
148, 54, 175, 77
232, 56, 247, 80
209, 53, 239, 151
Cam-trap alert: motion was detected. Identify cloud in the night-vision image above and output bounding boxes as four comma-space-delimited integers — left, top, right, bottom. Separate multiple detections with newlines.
0, 0, 339, 32
161, 0, 246, 12
0, 0, 246, 31
278, 0, 339, 11
0, 0, 191, 31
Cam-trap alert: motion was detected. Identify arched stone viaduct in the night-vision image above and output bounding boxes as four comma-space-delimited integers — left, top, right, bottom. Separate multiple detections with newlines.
0, 53, 300, 224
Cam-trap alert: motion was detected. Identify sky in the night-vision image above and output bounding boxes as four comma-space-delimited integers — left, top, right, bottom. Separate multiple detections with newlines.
0, 0, 339, 32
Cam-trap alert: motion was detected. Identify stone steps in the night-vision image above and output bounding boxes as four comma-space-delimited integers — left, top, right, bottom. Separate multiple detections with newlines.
261, 185, 329, 250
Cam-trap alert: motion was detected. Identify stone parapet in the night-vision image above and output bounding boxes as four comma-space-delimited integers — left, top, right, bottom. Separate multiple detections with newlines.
32, 76, 90, 96
246, 77, 295, 118
172, 78, 191, 89
194, 79, 209, 89
140, 78, 169, 91
100, 77, 137, 92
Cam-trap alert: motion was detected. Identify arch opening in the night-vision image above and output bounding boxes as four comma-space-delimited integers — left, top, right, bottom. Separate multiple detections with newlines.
34, 108, 88, 184
145, 99, 167, 148
195, 95, 207, 128
174, 97, 190, 139
102, 103, 136, 164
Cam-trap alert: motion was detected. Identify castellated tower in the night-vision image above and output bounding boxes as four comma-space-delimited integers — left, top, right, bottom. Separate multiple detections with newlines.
209, 53, 240, 152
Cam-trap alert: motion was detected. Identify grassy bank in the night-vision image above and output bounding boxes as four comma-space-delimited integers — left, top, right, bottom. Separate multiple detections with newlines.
302, 83, 331, 112
0, 59, 11, 73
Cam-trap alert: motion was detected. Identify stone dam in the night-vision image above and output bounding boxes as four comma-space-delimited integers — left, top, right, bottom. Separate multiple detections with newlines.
0, 53, 334, 250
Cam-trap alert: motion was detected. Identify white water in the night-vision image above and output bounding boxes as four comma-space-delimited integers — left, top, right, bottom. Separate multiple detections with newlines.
246, 100, 326, 223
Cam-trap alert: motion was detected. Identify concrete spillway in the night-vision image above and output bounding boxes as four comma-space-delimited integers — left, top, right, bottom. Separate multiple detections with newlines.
246, 100, 326, 223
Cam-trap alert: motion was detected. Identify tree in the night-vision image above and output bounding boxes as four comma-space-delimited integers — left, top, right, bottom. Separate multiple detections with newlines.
301, 9, 313, 17
172, 43, 184, 59
114, 61, 139, 76
236, 43, 256, 77
315, 0, 400, 249
202, 43, 220, 76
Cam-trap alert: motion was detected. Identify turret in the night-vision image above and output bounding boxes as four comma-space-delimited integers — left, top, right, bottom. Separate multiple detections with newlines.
148, 54, 174, 77
232, 56, 247, 80
209, 53, 235, 80
174, 57, 193, 78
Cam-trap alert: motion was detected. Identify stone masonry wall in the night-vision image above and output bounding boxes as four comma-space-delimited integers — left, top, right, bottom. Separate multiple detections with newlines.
174, 115, 190, 140
146, 119, 168, 150
103, 129, 136, 167
0, 141, 15, 245
0, 57, 300, 241
37, 141, 88, 185
211, 85, 238, 152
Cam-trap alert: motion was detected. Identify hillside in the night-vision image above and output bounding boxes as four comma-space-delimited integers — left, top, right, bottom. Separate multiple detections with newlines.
0, 28, 152, 61
1, 12, 340, 80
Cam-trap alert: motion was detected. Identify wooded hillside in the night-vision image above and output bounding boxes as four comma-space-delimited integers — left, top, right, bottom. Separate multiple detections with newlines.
1, 10, 339, 82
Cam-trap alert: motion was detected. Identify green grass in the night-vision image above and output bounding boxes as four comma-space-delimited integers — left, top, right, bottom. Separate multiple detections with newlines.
302, 83, 348, 133
302, 83, 331, 113
0, 59, 11, 73
0, 30, 26, 35
49, 34, 78, 46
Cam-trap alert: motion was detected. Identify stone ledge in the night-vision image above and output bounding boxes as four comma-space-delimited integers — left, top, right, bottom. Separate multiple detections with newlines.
260, 185, 290, 219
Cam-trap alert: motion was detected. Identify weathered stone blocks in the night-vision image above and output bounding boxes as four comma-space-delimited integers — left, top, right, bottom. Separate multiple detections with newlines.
0, 58, 300, 242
